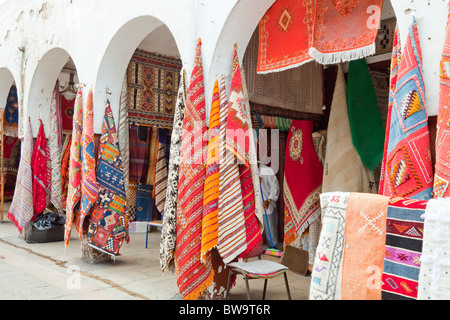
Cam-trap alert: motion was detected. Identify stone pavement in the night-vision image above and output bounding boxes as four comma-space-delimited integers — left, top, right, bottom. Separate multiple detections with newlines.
0, 205, 311, 301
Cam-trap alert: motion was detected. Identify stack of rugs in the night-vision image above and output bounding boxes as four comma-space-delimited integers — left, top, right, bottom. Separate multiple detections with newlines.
310, 192, 450, 300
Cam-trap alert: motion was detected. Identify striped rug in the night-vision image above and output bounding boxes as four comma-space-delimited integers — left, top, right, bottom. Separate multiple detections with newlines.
201, 79, 221, 262
65, 88, 83, 247
7, 118, 34, 233
238, 164, 263, 258
217, 73, 247, 264
154, 139, 168, 213
175, 39, 213, 300
49, 86, 64, 215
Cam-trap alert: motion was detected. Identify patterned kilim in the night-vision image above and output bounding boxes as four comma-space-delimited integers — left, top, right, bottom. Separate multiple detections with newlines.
160, 70, 186, 274
201, 79, 220, 263
49, 87, 64, 214
257, 0, 314, 73
175, 39, 213, 300
61, 134, 72, 209
87, 101, 129, 256
31, 119, 51, 218
341, 193, 389, 300
310, 192, 350, 300
417, 198, 450, 300
128, 125, 151, 185
379, 24, 401, 196
127, 49, 182, 128
383, 18, 433, 200
309, 0, 383, 64
76, 89, 99, 237
322, 64, 376, 196
381, 197, 426, 300
3, 85, 19, 137
283, 120, 323, 247
7, 118, 34, 233
434, 2, 450, 198
154, 140, 168, 214
238, 164, 263, 259
136, 183, 153, 221
65, 88, 83, 247
217, 48, 248, 264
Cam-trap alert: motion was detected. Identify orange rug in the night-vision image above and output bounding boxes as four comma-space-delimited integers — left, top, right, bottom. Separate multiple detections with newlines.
341, 193, 389, 300
257, 0, 314, 73
310, 0, 383, 64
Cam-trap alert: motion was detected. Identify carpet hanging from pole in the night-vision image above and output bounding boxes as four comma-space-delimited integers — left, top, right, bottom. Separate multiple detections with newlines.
175, 39, 213, 300
87, 101, 129, 256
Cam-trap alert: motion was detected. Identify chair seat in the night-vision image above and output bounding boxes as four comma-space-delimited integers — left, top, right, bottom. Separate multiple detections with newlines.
228, 260, 288, 279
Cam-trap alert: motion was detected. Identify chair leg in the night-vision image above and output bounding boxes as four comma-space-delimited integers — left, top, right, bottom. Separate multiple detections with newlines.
262, 279, 268, 300
226, 270, 233, 300
284, 273, 291, 300
244, 275, 251, 300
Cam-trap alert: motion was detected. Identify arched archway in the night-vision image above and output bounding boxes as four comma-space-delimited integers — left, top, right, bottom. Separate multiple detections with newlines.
27, 47, 79, 137
93, 15, 182, 133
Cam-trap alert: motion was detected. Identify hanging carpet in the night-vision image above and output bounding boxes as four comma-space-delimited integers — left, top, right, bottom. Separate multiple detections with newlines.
127, 49, 182, 129
32, 119, 51, 218
434, 1, 450, 199
238, 164, 263, 259
283, 120, 323, 247
60, 134, 72, 209
65, 88, 83, 247
309, 192, 350, 300
87, 101, 129, 256
76, 89, 99, 238
309, 0, 384, 64
3, 85, 19, 137
7, 118, 34, 233
381, 197, 426, 300
257, 0, 314, 74
382, 17, 433, 200
341, 192, 388, 300
175, 39, 213, 300
2, 135, 20, 198
49, 85, 64, 214
379, 24, 402, 196
347, 58, 385, 172
118, 76, 130, 195
201, 79, 220, 263
160, 70, 186, 274
322, 64, 376, 197
154, 129, 169, 214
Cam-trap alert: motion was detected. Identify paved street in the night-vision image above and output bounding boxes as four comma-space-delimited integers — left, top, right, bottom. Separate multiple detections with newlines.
0, 205, 311, 301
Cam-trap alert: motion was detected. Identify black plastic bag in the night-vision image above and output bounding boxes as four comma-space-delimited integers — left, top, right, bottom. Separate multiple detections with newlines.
25, 212, 66, 243
33, 212, 65, 230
